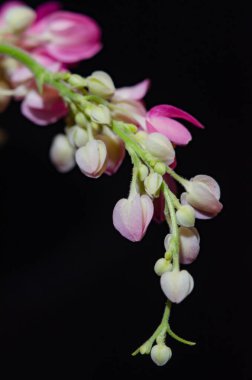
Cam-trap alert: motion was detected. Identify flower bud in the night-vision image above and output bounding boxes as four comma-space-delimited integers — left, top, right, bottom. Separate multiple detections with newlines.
144, 173, 162, 197
160, 269, 194, 303
138, 164, 149, 181
154, 162, 166, 175
176, 205, 195, 227
49, 134, 75, 173
144, 133, 175, 164
5, 6, 36, 32
0, 80, 11, 112
75, 112, 88, 128
179, 227, 200, 264
86, 71, 115, 98
66, 126, 88, 148
75, 140, 107, 178
113, 193, 154, 242
134, 131, 148, 143
90, 104, 111, 125
154, 258, 172, 276
68, 74, 86, 88
184, 175, 223, 217
151, 344, 172, 366
96, 130, 125, 175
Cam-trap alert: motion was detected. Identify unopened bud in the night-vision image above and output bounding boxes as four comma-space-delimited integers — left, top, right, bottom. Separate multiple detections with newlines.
75, 139, 107, 178
154, 258, 172, 276
154, 162, 166, 175
160, 269, 194, 303
144, 133, 175, 164
49, 134, 75, 173
151, 344, 172, 366
138, 164, 149, 181
68, 74, 86, 88
144, 172, 162, 197
66, 126, 88, 148
176, 205, 195, 227
134, 131, 148, 143
5, 6, 36, 32
87, 71, 115, 98
90, 104, 111, 125
75, 112, 88, 127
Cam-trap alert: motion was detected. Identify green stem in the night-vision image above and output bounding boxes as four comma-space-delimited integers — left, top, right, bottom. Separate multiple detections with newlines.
167, 324, 196, 346
162, 181, 180, 270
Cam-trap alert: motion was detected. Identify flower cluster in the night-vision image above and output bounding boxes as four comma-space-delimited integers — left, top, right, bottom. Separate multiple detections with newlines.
0, 1, 101, 122
0, 2, 223, 368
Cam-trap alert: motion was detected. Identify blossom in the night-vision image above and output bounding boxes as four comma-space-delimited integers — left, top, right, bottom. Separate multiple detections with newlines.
75, 139, 107, 178
144, 132, 175, 164
179, 227, 200, 265
146, 104, 204, 145
26, 11, 102, 63
113, 193, 154, 242
182, 174, 223, 218
160, 269, 194, 303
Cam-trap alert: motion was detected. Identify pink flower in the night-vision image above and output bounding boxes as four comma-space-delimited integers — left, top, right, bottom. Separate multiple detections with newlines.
113, 79, 150, 101
21, 86, 67, 125
146, 105, 204, 145
179, 227, 200, 265
181, 175, 223, 218
35, 2, 61, 22
26, 11, 102, 63
97, 130, 125, 176
113, 193, 154, 242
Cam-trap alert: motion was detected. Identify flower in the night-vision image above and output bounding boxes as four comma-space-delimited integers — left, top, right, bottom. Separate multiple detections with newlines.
179, 227, 200, 265
144, 132, 175, 164
75, 139, 107, 178
176, 205, 195, 227
160, 269, 194, 303
182, 174, 223, 218
113, 79, 150, 101
146, 104, 204, 145
26, 10, 102, 63
113, 193, 154, 242
150, 344, 172, 366
49, 133, 75, 173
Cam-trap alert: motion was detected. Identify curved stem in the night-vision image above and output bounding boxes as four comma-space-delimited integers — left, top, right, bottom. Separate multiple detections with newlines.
167, 324, 196, 346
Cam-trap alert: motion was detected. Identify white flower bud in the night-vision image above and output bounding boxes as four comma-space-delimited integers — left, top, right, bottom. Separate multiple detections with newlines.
49, 134, 75, 173
151, 344, 172, 366
75, 112, 88, 127
90, 104, 111, 125
87, 71, 115, 98
68, 74, 86, 88
160, 269, 194, 303
138, 164, 149, 181
66, 126, 88, 148
179, 227, 200, 264
144, 133, 175, 164
5, 6, 36, 32
176, 205, 195, 227
75, 140, 107, 178
144, 172, 162, 197
154, 258, 172, 276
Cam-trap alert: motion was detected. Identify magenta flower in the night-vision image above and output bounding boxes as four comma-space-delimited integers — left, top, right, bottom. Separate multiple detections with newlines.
21, 86, 67, 125
146, 105, 204, 145
113, 193, 154, 242
35, 2, 61, 22
26, 11, 102, 63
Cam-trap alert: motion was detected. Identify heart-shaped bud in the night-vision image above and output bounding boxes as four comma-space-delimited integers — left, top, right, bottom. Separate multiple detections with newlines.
113, 194, 154, 242
75, 140, 107, 178
144, 133, 175, 164
160, 269, 194, 303
179, 227, 200, 264
144, 173, 163, 197
5, 6, 36, 32
151, 344, 172, 366
96, 130, 125, 175
138, 164, 149, 181
90, 104, 111, 125
154, 258, 172, 276
49, 134, 75, 173
87, 71, 115, 98
66, 126, 88, 148
184, 175, 223, 217
176, 205, 195, 227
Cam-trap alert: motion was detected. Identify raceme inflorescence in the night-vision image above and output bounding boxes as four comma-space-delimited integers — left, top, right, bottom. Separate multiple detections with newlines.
0, 1, 223, 366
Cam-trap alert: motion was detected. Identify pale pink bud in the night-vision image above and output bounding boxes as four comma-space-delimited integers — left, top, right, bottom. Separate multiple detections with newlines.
75, 140, 107, 178
87, 71, 115, 98
96, 130, 125, 175
112, 194, 154, 242
144, 173, 163, 197
5, 5, 36, 32
151, 344, 172, 366
90, 104, 111, 125
179, 227, 200, 264
160, 269, 194, 303
184, 175, 223, 217
144, 133, 175, 164
49, 134, 75, 173
66, 126, 88, 148
176, 205, 195, 227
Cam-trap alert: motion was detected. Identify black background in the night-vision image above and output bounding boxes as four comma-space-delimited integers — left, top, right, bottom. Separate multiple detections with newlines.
0, 0, 251, 378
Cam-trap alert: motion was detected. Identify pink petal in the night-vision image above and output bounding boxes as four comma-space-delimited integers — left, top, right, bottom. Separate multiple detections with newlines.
140, 194, 154, 235
191, 175, 221, 200
46, 42, 102, 63
35, 2, 61, 21
180, 192, 213, 220
148, 105, 204, 129
114, 79, 150, 101
147, 116, 192, 145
